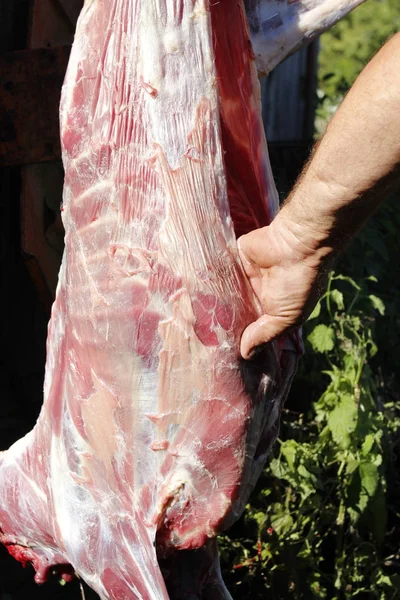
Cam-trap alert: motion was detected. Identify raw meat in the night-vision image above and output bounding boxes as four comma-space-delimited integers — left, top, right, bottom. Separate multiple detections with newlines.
0, 1, 365, 598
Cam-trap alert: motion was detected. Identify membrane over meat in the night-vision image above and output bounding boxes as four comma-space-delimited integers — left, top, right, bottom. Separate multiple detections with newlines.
0, 1, 364, 598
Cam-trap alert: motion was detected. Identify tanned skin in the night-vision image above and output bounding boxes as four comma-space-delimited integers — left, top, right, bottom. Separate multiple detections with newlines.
239, 32, 400, 359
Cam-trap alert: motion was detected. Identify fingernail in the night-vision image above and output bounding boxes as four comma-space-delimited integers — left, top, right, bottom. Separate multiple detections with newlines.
247, 345, 261, 360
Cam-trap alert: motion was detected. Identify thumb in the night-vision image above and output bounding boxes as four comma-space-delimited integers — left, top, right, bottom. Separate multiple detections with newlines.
240, 314, 288, 359
237, 228, 269, 265
237, 235, 254, 271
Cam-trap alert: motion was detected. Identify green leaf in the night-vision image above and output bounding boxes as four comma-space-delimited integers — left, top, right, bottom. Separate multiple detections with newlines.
261, 547, 273, 562
271, 512, 294, 535
269, 458, 287, 479
368, 294, 385, 315
361, 434, 375, 456
376, 574, 393, 587
252, 511, 267, 529
330, 289, 344, 310
281, 440, 297, 470
346, 457, 359, 475
333, 274, 361, 291
359, 462, 379, 498
318, 425, 331, 444
308, 325, 335, 353
298, 464, 318, 486
308, 302, 321, 320
327, 394, 358, 448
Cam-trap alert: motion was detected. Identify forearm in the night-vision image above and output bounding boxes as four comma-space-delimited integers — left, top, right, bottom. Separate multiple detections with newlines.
277, 32, 400, 260
238, 33, 400, 356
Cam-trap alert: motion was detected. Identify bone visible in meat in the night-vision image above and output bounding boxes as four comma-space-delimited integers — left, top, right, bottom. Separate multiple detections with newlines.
0, 1, 365, 598
245, 0, 366, 75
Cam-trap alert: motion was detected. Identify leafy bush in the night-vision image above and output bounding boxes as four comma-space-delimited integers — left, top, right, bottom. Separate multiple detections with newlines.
316, 0, 400, 135
220, 264, 400, 598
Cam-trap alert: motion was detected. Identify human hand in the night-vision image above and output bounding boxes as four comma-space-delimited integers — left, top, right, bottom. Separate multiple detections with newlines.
238, 209, 331, 359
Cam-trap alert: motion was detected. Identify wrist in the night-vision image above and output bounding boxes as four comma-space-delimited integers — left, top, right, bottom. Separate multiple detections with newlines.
272, 199, 335, 271
277, 160, 361, 264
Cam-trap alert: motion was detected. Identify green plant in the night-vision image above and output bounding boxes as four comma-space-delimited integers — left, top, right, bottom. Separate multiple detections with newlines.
220, 272, 400, 599
316, 0, 400, 135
